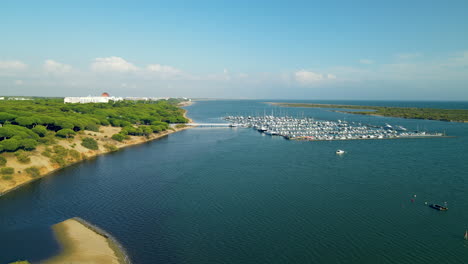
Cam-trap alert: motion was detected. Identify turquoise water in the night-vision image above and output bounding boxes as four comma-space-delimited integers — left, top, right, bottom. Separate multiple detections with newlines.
1, 100, 468, 263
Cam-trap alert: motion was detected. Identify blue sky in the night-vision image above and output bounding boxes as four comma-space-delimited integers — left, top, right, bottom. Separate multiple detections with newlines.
1, 0, 467, 100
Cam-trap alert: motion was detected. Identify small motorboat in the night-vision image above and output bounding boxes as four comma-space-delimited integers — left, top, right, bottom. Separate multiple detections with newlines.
429, 204, 448, 211
336, 149, 345, 155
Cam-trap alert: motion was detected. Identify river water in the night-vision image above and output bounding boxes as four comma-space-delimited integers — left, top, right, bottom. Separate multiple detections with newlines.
1, 100, 468, 264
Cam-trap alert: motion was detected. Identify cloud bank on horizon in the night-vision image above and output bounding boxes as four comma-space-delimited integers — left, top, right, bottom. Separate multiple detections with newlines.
1, 1, 467, 100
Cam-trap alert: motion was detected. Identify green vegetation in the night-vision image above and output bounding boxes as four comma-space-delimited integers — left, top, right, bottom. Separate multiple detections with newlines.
111, 133, 127, 142
0, 99, 187, 154
272, 103, 468, 122
81, 137, 99, 150
69, 149, 81, 160
9, 261, 31, 264
25, 166, 40, 177
56, 128, 76, 138
104, 143, 118, 152
1, 167, 14, 175
0, 156, 6, 166
15, 150, 31, 164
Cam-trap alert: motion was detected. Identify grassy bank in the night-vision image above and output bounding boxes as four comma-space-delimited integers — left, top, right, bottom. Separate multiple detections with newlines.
0, 124, 191, 196
0, 99, 192, 196
270, 102, 468, 122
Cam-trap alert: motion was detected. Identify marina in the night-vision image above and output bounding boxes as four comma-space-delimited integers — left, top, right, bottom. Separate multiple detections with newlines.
224, 115, 445, 141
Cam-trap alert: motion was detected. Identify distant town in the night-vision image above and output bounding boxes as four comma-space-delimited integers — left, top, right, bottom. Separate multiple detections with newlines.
0, 93, 191, 104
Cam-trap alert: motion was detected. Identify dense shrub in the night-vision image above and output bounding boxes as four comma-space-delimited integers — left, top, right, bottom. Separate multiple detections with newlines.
38, 132, 57, 145
104, 144, 118, 152
25, 167, 40, 177
81, 137, 99, 150
85, 122, 100, 132
0, 156, 6, 166
52, 145, 69, 156
50, 155, 67, 167
1, 167, 14, 175
69, 149, 81, 160
111, 133, 126, 142
41, 149, 52, 157
56, 129, 76, 138
2, 175, 12, 180
15, 150, 31, 164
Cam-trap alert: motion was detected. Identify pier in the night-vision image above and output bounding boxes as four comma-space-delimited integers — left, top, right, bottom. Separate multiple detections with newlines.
186, 123, 232, 127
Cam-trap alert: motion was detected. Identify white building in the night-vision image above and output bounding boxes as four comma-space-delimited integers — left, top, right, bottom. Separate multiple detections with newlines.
64, 96, 123, 104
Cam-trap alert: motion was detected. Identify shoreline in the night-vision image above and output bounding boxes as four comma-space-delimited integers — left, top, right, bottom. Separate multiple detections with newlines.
42, 217, 131, 264
0, 115, 193, 198
268, 102, 468, 123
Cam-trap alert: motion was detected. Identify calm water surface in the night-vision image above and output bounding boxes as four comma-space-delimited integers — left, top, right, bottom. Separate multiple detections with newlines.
1, 100, 468, 264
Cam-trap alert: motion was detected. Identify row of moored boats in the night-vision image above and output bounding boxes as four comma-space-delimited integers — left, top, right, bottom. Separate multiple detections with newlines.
224, 115, 444, 141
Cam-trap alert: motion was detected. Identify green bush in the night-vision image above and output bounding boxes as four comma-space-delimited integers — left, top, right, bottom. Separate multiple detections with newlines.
56, 128, 76, 138
81, 137, 99, 150
52, 145, 69, 156
1, 167, 14, 175
50, 155, 67, 167
69, 149, 81, 160
2, 175, 13, 180
111, 133, 126, 142
41, 149, 52, 157
0, 156, 6, 166
85, 122, 100, 132
104, 144, 118, 152
38, 132, 57, 145
25, 167, 40, 177
15, 150, 31, 164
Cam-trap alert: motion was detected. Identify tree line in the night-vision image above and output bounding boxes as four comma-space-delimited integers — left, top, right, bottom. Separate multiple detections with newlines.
0, 98, 188, 153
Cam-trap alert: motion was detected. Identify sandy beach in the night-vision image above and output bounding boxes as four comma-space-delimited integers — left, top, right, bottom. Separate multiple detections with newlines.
42, 218, 127, 264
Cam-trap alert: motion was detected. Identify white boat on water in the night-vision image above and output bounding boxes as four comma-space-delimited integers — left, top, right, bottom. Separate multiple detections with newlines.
336, 149, 345, 154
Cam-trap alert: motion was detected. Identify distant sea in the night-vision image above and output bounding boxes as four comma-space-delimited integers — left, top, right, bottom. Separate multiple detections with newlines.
1, 100, 467, 264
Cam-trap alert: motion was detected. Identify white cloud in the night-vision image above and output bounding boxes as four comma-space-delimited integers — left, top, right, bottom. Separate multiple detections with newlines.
295, 70, 336, 83
91, 56, 138, 72
359, 59, 374, 64
146, 64, 181, 74
0, 60, 27, 70
44, 59, 72, 74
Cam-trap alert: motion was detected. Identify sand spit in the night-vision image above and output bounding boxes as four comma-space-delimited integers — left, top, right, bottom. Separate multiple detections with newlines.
42, 217, 130, 264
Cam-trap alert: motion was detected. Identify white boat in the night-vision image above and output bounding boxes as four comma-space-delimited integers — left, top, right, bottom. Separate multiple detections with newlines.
336, 149, 345, 154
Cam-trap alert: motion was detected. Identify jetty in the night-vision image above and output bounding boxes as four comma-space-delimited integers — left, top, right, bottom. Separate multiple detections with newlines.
186, 123, 232, 127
